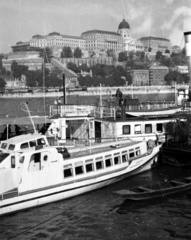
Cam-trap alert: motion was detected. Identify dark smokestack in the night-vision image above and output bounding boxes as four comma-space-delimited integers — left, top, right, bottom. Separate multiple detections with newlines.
184, 31, 191, 100
63, 74, 66, 105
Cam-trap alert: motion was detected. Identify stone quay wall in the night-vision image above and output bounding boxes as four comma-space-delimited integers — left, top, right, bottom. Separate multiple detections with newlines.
0, 85, 188, 99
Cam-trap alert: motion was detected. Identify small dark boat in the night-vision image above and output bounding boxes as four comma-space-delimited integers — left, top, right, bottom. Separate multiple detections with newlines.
113, 177, 191, 201
162, 155, 191, 168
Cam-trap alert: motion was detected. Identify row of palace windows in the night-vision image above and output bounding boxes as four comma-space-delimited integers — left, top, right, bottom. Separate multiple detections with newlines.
122, 123, 163, 135
63, 146, 141, 178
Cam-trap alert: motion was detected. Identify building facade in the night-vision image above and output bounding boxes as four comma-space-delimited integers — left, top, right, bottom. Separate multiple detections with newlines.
29, 32, 86, 53
81, 30, 123, 53
129, 70, 149, 86
175, 65, 188, 74
138, 36, 172, 54
5, 74, 27, 89
118, 19, 144, 52
149, 66, 169, 85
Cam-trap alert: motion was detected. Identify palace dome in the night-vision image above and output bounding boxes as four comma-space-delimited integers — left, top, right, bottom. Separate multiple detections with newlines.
118, 19, 130, 30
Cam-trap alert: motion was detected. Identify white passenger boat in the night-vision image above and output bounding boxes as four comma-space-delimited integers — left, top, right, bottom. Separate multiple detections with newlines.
0, 133, 161, 216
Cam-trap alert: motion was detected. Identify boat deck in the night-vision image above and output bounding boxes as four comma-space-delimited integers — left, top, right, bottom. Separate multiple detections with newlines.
66, 140, 139, 159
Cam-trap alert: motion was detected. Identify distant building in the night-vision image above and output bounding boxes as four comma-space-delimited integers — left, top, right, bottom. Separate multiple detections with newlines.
11, 42, 31, 52
5, 74, 27, 89
81, 29, 123, 54
149, 65, 169, 85
29, 32, 86, 57
117, 19, 144, 52
58, 57, 113, 67
175, 65, 188, 74
139, 36, 172, 54
129, 70, 149, 86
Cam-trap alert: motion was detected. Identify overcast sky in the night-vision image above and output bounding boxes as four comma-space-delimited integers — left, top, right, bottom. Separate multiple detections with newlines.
0, 0, 191, 53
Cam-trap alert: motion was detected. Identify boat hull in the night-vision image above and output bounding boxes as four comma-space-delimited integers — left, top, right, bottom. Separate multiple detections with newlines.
126, 107, 182, 117
0, 147, 160, 216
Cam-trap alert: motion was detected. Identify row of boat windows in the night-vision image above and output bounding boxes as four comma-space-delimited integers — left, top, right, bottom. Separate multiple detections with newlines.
63, 147, 141, 178
123, 123, 163, 135
0, 138, 46, 151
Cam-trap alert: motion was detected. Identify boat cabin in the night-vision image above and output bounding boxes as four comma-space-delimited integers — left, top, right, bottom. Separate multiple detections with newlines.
94, 116, 176, 143
0, 133, 48, 154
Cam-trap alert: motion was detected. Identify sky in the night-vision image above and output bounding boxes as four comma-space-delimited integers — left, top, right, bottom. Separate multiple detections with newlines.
0, 0, 191, 54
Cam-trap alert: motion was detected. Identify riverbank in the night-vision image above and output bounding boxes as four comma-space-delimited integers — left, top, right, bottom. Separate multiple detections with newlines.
0, 92, 175, 118
0, 85, 187, 99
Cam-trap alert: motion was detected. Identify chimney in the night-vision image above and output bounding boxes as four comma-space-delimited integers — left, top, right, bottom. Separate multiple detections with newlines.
184, 31, 191, 100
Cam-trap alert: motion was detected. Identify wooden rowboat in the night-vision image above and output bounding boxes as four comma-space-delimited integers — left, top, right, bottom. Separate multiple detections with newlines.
162, 155, 191, 168
113, 177, 191, 201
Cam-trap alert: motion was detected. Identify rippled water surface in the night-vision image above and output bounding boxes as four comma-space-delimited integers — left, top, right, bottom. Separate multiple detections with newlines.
1, 164, 191, 240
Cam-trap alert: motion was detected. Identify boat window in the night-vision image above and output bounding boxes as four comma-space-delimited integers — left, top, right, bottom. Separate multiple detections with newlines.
64, 164, 73, 178
134, 124, 141, 134
75, 165, 84, 175
19, 156, 25, 164
129, 149, 135, 158
105, 158, 112, 167
0, 153, 9, 163
28, 152, 41, 171
145, 124, 152, 133
135, 148, 141, 156
30, 140, 37, 147
21, 142, 29, 149
96, 161, 103, 170
123, 125, 130, 134
8, 144, 15, 150
156, 123, 163, 132
37, 138, 46, 145
34, 152, 41, 163
1, 143, 7, 149
64, 168, 73, 178
114, 156, 121, 165
86, 163, 94, 172
122, 154, 128, 162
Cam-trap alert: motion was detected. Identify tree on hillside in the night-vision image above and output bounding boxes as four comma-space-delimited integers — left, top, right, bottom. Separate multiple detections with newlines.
91, 64, 106, 77
74, 47, 82, 58
164, 71, 185, 85
107, 49, 117, 62
118, 52, 128, 62
125, 72, 132, 85
11, 61, 28, 79
156, 51, 163, 61
67, 62, 79, 73
165, 49, 170, 54
61, 46, 73, 58
0, 77, 6, 90
78, 63, 90, 73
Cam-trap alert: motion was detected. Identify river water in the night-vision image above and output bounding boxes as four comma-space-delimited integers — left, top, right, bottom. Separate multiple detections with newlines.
1, 164, 191, 240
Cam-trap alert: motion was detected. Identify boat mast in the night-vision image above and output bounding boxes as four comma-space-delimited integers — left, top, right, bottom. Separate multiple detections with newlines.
22, 102, 37, 134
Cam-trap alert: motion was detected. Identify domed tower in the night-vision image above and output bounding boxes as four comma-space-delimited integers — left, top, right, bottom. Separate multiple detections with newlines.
118, 19, 132, 51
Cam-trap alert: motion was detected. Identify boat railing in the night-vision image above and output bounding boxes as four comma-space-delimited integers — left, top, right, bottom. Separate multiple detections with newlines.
49, 104, 116, 118
47, 137, 131, 148
125, 101, 176, 111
